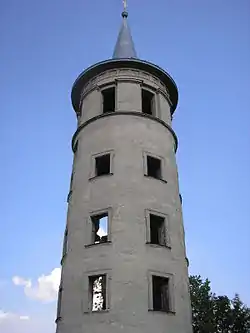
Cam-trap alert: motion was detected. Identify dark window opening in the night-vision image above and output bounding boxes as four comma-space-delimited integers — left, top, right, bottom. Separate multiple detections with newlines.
62, 229, 68, 257
89, 275, 107, 311
91, 213, 108, 244
147, 156, 162, 179
70, 172, 74, 190
150, 214, 166, 246
95, 154, 111, 176
179, 194, 182, 204
56, 286, 63, 320
74, 141, 78, 155
102, 87, 115, 113
152, 276, 170, 312
142, 89, 155, 115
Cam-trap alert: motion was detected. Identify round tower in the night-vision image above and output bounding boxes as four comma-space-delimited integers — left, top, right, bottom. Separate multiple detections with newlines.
56, 6, 193, 333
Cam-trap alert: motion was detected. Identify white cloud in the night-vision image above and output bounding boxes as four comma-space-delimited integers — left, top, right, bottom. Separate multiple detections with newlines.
97, 226, 107, 238
0, 310, 8, 322
12, 268, 61, 303
12, 276, 31, 287
0, 310, 30, 323
0, 311, 54, 333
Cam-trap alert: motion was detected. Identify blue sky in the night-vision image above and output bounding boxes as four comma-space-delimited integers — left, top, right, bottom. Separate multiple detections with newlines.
1, 0, 250, 332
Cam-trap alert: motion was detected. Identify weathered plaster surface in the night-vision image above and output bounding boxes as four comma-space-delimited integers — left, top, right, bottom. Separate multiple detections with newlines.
56, 69, 193, 333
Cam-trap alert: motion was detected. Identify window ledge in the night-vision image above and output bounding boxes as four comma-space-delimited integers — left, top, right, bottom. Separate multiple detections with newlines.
146, 242, 171, 250
89, 173, 113, 181
83, 309, 109, 315
144, 174, 167, 184
148, 309, 176, 315
85, 241, 112, 248
103, 111, 115, 114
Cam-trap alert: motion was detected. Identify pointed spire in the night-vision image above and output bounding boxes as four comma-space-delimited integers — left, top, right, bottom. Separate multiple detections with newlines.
112, 1, 137, 59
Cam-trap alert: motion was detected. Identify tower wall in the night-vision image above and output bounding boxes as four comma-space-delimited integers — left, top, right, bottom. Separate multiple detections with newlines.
57, 68, 192, 333
78, 69, 172, 125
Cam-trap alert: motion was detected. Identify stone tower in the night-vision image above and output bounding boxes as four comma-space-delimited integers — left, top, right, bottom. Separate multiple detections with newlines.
56, 6, 193, 333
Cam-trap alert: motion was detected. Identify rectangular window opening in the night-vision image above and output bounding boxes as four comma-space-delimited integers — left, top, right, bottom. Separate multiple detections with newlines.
142, 89, 155, 115
147, 155, 162, 179
62, 229, 68, 257
95, 154, 111, 177
89, 275, 107, 311
74, 141, 78, 155
91, 213, 108, 244
56, 286, 63, 320
70, 172, 74, 190
102, 87, 115, 113
150, 214, 166, 246
152, 275, 170, 312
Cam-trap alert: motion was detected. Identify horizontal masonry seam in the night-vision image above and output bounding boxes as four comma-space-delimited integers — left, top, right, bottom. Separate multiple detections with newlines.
71, 111, 178, 153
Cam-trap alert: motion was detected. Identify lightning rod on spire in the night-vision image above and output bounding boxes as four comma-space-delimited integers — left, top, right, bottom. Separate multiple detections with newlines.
123, 0, 127, 12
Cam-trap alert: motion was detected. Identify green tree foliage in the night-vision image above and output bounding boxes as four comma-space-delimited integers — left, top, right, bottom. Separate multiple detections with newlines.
231, 294, 250, 333
189, 275, 250, 333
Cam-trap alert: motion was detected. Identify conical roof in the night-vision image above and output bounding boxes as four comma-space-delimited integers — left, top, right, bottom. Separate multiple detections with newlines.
112, 11, 137, 59
71, 4, 179, 116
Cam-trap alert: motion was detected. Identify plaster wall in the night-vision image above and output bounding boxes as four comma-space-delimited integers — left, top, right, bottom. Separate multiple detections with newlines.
57, 69, 192, 333
78, 69, 172, 125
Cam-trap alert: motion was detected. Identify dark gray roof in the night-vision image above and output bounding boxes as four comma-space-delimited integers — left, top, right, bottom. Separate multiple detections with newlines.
112, 11, 137, 59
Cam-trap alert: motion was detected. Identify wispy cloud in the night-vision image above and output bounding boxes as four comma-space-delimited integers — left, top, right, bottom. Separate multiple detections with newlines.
19, 316, 30, 320
0, 310, 30, 323
0, 310, 8, 322
12, 268, 61, 303
0, 310, 55, 333
12, 276, 31, 287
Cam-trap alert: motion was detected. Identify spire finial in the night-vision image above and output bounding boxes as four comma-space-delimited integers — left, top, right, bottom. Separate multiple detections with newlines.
122, 0, 128, 17
112, 0, 137, 59
123, 0, 127, 11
